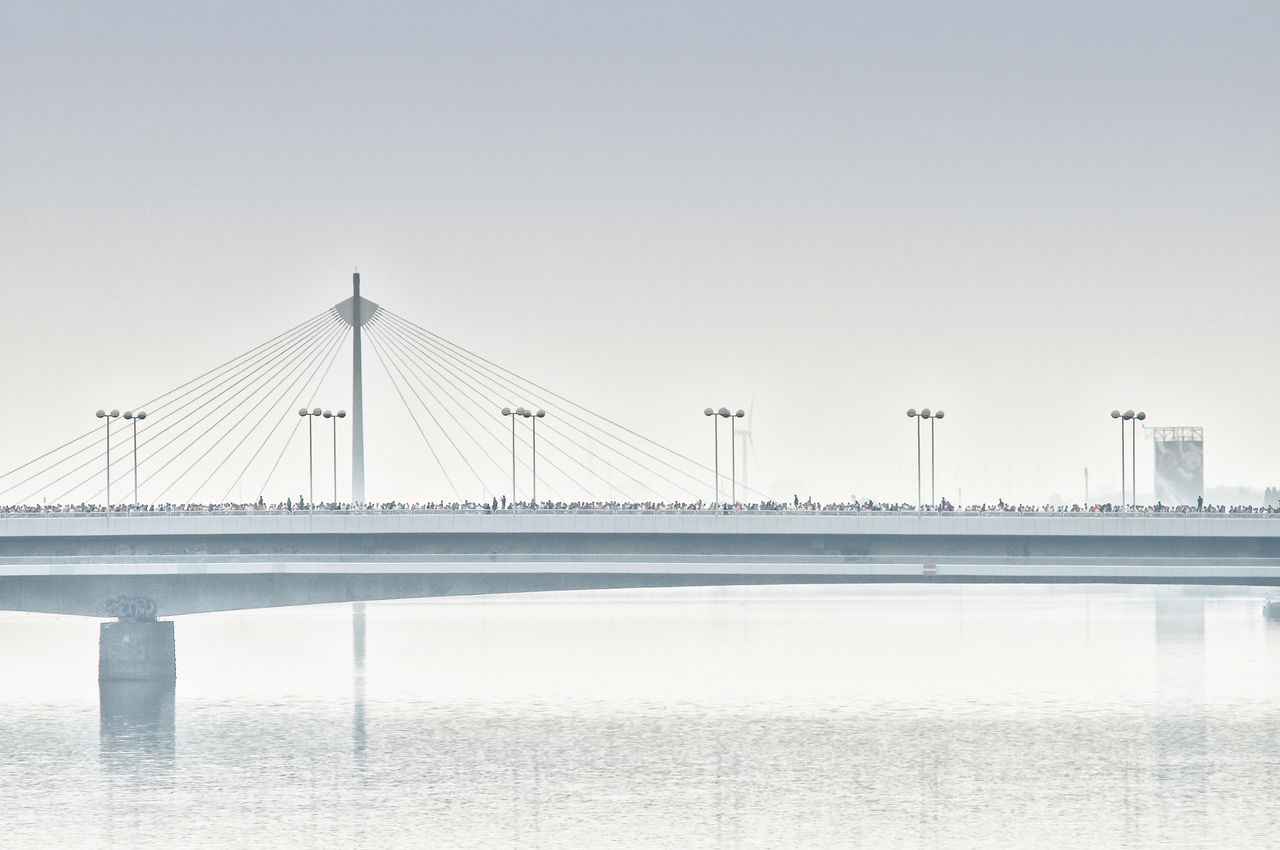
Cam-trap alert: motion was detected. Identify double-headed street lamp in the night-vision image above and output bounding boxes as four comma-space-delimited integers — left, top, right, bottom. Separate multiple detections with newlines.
522, 408, 546, 506
921, 409, 945, 508
95, 408, 120, 508
905, 408, 944, 510
501, 406, 527, 507
704, 407, 745, 505
1110, 409, 1146, 509
123, 410, 147, 507
727, 408, 745, 504
1130, 410, 1145, 508
323, 409, 347, 504
1110, 411, 1124, 508
299, 407, 324, 507
704, 408, 719, 504
907, 409, 920, 509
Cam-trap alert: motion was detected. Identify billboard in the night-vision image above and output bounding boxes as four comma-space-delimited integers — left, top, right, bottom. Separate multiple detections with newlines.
1151, 427, 1203, 507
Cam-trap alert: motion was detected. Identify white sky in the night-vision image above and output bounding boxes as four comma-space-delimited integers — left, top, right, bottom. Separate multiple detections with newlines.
1, 0, 1277, 505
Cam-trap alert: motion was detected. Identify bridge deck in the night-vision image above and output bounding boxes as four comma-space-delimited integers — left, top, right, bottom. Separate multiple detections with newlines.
3, 510, 1279, 538
4, 512, 1280, 617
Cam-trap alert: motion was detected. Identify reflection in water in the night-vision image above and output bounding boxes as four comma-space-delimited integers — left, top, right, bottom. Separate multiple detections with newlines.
99, 679, 176, 773
353, 601, 366, 766
3, 588, 1280, 847
1153, 592, 1208, 845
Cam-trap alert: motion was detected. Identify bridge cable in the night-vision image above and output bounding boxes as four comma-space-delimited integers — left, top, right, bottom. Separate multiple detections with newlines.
371, 315, 586, 500
223, 327, 352, 503
148, 320, 346, 503
60, 316, 341, 504
182, 323, 352, 504
0, 309, 333, 487
0, 316, 332, 502
371, 318, 570, 501
384, 311, 703, 476
373, 317, 598, 501
55, 317, 343, 505
131, 314, 343, 468
255, 418, 305, 502
371, 318, 577, 502
376, 315, 644, 501
382, 312, 690, 500
386, 309, 767, 499
380, 311, 701, 499
254, 324, 354, 503
366, 322, 493, 495
365, 325, 459, 498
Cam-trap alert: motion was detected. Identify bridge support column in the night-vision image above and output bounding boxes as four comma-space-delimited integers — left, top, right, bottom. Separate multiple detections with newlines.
99, 620, 176, 682
1264, 600, 1280, 620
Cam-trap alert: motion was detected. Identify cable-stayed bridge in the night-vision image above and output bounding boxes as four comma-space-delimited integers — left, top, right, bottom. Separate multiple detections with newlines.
0, 273, 746, 511
4, 273, 1280, 682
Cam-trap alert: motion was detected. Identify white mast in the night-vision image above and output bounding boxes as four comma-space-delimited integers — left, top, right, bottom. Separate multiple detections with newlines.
334, 271, 378, 503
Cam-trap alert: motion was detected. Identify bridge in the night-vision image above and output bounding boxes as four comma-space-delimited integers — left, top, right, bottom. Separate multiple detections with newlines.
6, 509, 1280, 619
3, 273, 1274, 682
5, 507, 1280, 680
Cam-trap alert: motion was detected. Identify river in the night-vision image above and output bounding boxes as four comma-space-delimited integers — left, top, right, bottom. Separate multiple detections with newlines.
2, 586, 1279, 847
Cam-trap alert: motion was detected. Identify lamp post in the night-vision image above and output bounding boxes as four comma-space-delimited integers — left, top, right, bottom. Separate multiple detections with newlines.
1130, 410, 1145, 508
906, 409, 922, 510
1110, 410, 1125, 509
299, 407, 324, 508
122, 410, 147, 507
502, 406, 525, 507
323, 409, 347, 505
920, 409, 945, 508
1109, 409, 1144, 509
95, 408, 120, 508
519, 408, 547, 506
704, 407, 719, 505
722, 408, 745, 505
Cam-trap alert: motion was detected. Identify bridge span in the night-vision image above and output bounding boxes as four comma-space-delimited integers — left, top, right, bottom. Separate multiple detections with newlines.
5, 510, 1280, 619
7, 510, 1280, 681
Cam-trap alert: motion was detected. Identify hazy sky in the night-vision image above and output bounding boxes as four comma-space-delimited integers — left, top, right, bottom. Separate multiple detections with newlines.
2, 0, 1277, 505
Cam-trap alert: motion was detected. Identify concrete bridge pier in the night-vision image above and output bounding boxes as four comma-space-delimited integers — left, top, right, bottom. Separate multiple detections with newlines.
99, 678, 176, 770
98, 619, 177, 682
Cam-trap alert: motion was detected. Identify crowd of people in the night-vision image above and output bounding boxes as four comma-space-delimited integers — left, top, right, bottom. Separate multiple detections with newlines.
2, 496, 1279, 516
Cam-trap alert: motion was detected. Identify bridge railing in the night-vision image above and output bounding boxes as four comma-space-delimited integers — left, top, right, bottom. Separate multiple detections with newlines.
1, 508, 1276, 519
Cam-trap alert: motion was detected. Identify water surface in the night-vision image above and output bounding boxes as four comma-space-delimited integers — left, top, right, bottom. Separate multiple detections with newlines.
3, 586, 1279, 848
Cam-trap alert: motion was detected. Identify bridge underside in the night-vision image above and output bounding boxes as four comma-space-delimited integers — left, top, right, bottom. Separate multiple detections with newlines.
4, 570, 1280, 618
9, 530, 1280, 560
7, 528, 1280, 616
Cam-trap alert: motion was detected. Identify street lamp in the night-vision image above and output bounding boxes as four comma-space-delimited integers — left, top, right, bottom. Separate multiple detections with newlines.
122, 410, 147, 507
704, 407, 719, 505
1110, 411, 1124, 508
1130, 410, 1145, 508
95, 408, 120, 509
518, 408, 547, 506
920, 409, 945, 508
906, 409, 922, 510
502, 406, 525, 507
721, 408, 745, 505
323, 409, 347, 505
1110, 409, 1146, 509
299, 407, 324, 508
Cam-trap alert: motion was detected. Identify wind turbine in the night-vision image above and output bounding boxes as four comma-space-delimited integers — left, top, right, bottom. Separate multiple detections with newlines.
736, 399, 759, 493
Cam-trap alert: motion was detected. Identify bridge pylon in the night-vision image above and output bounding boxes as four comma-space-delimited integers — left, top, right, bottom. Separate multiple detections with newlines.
333, 271, 380, 503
